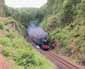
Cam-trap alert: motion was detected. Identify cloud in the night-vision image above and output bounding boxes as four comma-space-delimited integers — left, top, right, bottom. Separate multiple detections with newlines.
5, 0, 47, 8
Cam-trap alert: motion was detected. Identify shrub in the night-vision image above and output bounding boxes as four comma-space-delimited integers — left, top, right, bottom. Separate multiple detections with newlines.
0, 17, 54, 69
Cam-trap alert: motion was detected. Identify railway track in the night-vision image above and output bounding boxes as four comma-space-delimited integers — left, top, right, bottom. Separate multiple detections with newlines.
34, 46, 85, 69
28, 39, 85, 69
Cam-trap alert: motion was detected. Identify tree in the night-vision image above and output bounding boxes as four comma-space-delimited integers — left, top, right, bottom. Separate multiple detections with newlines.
0, 0, 5, 16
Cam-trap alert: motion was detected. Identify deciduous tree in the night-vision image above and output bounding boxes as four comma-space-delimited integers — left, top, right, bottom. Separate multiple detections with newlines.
0, 0, 5, 16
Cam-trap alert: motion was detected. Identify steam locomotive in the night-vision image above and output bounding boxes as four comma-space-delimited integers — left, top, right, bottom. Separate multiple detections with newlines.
27, 23, 55, 50
30, 36, 55, 50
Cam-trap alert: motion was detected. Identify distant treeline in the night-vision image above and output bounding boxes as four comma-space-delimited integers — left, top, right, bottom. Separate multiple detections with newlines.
5, 7, 47, 27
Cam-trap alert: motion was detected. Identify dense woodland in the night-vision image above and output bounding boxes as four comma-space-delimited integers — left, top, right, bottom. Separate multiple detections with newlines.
0, 0, 85, 68
41, 0, 85, 65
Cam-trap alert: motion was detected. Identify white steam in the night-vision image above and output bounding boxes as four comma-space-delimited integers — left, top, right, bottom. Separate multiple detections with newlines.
27, 22, 48, 41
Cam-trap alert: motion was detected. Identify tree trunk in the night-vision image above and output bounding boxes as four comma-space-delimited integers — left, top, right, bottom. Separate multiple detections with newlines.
0, 0, 5, 17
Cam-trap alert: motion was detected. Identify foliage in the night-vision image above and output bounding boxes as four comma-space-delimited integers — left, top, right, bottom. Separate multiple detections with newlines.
0, 18, 54, 69
5, 7, 46, 28
41, 0, 85, 65
0, 0, 5, 16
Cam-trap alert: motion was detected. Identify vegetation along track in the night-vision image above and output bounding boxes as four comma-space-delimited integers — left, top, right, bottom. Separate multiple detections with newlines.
33, 44, 85, 69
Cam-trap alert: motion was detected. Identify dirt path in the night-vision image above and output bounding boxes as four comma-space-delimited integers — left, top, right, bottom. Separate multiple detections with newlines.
0, 54, 11, 69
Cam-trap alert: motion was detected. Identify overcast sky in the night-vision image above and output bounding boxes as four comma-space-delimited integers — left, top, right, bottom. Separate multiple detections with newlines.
5, 0, 47, 8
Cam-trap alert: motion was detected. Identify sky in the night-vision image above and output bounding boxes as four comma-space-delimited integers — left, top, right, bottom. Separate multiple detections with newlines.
5, 0, 47, 8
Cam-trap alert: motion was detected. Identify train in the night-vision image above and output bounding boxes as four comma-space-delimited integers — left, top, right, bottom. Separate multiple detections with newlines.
27, 23, 55, 50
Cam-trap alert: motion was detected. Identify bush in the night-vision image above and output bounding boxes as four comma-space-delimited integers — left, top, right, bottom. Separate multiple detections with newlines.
0, 22, 4, 29
0, 17, 54, 69
1, 35, 54, 69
